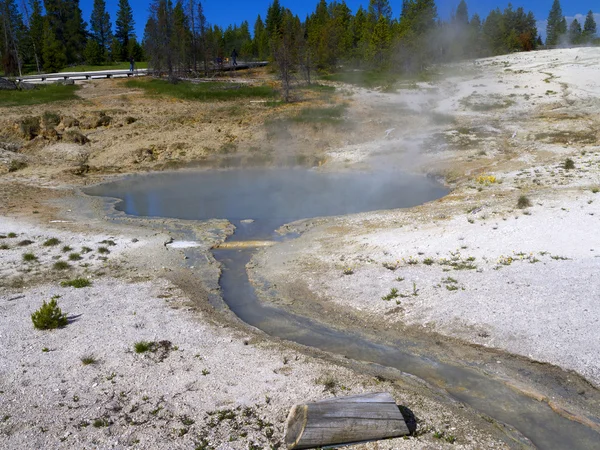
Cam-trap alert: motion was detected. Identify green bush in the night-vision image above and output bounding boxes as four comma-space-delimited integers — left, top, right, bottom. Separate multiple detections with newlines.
43, 238, 61, 246
134, 341, 152, 353
31, 296, 68, 330
517, 195, 532, 209
564, 158, 575, 170
60, 278, 91, 288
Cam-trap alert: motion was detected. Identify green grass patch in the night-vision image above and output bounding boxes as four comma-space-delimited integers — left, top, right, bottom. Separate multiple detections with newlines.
59, 61, 148, 72
53, 261, 71, 270
124, 78, 277, 102
23, 253, 37, 262
0, 84, 79, 107
43, 238, 61, 247
292, 105, 346, 124
60, 278, 91, 288
134, 341, 152, 353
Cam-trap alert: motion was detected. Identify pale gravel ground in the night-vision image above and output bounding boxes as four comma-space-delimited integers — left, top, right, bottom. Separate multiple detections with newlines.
0, 216, 507, 449
252, 47, 600, 388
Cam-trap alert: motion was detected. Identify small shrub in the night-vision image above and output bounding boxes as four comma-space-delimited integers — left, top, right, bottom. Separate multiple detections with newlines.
8, 160, 27, 172
42, 111, 61, 128
23, 253, 37, 262
60, 278, 91, 288
18, 239, 34, 246
62, 245, 72, 252
134, 341, 152, 353
31, 296, 68, 330
382, 287, 399, 301
92, 418, 108, 428
80, 354, 97, 365
81, 246, 92, 253
8, 232, 17, 238
53, 261, 71, 270
563, 158, 575, 170
517, 195, 532, 209
99, 239, 117, 246
97, 246, 110, 254
343, 267, 354, 275
423, 258, 434, 266
62, 130, 89, 144
19, 116, 41, 139
43, 238, 61, 246
69, 253, 82, 261
591, 187, 599, 194
0, 244, 9, 250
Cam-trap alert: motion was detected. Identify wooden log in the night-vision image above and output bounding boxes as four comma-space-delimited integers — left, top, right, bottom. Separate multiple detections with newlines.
285, 392, 409, 449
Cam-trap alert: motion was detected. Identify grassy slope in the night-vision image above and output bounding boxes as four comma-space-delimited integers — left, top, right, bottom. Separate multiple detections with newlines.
0, 85, 80, 107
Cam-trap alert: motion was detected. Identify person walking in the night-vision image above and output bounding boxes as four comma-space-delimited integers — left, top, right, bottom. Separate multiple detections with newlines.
230, 49, 238, 67
129, 56, 135, 72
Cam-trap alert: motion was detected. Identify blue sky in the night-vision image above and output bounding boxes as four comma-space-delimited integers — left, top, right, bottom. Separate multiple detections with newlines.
79, 1, 599, 40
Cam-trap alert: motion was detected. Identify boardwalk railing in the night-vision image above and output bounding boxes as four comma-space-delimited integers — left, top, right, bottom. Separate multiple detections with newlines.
14, 69, 148, 83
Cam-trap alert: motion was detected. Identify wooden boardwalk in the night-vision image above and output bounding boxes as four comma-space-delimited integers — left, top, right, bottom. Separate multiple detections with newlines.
14, 62, 268, 84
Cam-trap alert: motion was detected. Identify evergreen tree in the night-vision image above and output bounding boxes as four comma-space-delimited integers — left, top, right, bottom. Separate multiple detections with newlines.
368, 0, 392, 22
25, 0, 44, 71
370, 14, 391, 66
569, 19, 582, 45
42, 18, 67, 72
84, 38, 104, 64
253, 15, 269, 60
546, 0, 566, 46
172, 0, 191, 70
266, 0, 283, 38
1, 0, 25, 75
116, 0, 135, 60
455, 0, 468, 25
44, 0, 87, 65
90, 0, 112, 59
582, 11, 597, 42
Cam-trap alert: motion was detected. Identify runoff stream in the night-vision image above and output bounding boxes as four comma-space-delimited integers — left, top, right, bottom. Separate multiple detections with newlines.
86, 168, 600, 449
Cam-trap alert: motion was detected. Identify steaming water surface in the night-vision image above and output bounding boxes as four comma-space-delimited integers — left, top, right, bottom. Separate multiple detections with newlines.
87, 168, 599, 449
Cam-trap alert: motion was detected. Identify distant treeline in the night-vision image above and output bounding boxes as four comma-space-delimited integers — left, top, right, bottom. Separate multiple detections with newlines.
0, 0, 598, 77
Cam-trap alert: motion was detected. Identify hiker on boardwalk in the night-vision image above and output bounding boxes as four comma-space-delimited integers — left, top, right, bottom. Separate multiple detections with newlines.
129, 57, 135, 72
231, 49, 238, 67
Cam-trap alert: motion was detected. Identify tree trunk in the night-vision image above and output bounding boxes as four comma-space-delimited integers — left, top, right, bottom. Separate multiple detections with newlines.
285, 392, 409, 449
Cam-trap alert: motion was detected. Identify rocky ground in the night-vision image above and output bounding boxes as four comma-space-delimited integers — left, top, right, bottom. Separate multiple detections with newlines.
2, 48, 600, 449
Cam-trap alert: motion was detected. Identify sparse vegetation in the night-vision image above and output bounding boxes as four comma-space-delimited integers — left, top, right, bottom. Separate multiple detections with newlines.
134, 341, 152, 353
80, 355, 97, 365
125, 79, 277, 102
8, 160, 28, 172
563, 158, 575, 170
7, 232, 17, 238
18, 239, 34, 246
97, 247, 110, 254
68, 253, 82, 261
0, 85, 80, 107
31, 296, 68, 330
53, 261, 71, 270
517, 195, 532, 209
382, 287, 399, 301
62, 245, 72, 252
22, 252, 37, 262
43, 238, 61, 247
60, 278, 91, 288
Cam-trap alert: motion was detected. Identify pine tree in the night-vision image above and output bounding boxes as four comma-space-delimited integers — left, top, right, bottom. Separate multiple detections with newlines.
582, 11, 597, 43
569, 19, 582, 45
266, 0, 283, 39
116, 0, 135, 60
1, 0, 25, 75
370, 14, 391, 66
253, 15, 269, 60
368, 0, 392, 22
546, 0, 566, 46
44, 0, 87, 65
25, 0, 44, 71
455, 0, 469, 25
90, 0, 112, 60
42, 18, 67, 72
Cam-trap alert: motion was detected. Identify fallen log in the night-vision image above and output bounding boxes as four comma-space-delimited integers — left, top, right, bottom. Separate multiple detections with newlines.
285, 392, 409, 449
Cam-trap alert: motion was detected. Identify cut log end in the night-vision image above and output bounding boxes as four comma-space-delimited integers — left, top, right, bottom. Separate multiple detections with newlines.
285, 392, 409, 450
285, 404, 308, 448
